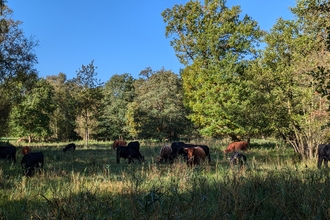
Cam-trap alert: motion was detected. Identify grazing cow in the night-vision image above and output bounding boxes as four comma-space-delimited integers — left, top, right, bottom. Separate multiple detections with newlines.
170, 142, 211, 163
230, 151, 247, 167
22, 146, 32, 155
183, 146, 206, 167
63, 143, 76, 153
0, 145, 17, 163
116, 145, 144, 164
21, 152, 44, 177
112, 140, 127, 149
224, 141, 248, 153
157, 145, 172, 163
317, 144, 330, 168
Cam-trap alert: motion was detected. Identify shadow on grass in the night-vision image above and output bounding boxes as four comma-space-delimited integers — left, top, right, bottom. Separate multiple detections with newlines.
2, 166, 330, 219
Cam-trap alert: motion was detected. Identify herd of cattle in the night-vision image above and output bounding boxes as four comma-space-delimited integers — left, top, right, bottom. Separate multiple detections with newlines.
113, 140, 245, 167
0, 143, 76, 177
1, 140, 330, 177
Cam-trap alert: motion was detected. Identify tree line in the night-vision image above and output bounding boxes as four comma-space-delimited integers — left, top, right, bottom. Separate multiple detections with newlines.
1, 0, 330, 159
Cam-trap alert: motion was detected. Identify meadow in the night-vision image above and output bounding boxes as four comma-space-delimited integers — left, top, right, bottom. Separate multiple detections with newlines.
0, 139, 329, 220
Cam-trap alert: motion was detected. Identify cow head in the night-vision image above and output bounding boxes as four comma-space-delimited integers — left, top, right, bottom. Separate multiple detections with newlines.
184, 147, 197, 160
113, 140, 127, 149
22, 146, 32, 155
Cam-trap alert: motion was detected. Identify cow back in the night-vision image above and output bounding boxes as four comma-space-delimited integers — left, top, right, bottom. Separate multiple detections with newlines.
127, 141, 140, 150
225, 141, 248, 153
63, 143, 76, 152
160, 145, 172, 156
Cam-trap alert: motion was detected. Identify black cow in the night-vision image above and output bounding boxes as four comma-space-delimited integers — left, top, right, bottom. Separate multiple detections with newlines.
0, 145, 17, 163
63, 143, 76, 153
116, 145, 144, 164
169, 141, 187, 163
230, 151, 247, 167
170, 142, 211, 163
317, 144, 330, 168
21, 152, 44, 177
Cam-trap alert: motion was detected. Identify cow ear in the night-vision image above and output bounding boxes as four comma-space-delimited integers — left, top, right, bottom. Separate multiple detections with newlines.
183, 148, 188, 152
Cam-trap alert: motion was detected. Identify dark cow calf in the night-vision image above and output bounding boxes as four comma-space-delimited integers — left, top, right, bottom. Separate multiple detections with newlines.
0, 145, 17, 163
230, 151, 247, 167
183, 146, 206, 167
63, 143, 76, 153
116, 144, 144, 164
21, 152, 44, 177
317, 144, 330, 168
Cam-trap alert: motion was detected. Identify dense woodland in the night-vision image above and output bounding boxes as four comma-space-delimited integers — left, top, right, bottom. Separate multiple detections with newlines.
1, 0, 330, 159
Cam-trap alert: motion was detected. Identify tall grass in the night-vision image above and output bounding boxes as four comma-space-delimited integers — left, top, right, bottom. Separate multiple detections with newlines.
0, 139, 329, 219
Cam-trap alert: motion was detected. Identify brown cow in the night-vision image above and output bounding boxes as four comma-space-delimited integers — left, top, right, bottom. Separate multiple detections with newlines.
183, 146, 206, 167
224, 141, 248, 153
112, 140, 127, 149
22, 146, 32, 155
157, 145, 172, 163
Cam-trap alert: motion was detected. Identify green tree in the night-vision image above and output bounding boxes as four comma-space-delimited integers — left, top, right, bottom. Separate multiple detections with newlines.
162, 0, 264, 139
9, 78, 55, 142
0, 4, 38, 136
97, 73, 135, 140
296, 0, 330, 106
73, 60, 104, 146
258, 0, 330, 159
126, 68, 191, 140
46, 73, 80, 141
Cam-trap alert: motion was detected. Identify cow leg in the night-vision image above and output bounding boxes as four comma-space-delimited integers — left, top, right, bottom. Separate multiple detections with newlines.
128, 155, 133, 164
317, 157, 323, 168
324, 159, 329, 168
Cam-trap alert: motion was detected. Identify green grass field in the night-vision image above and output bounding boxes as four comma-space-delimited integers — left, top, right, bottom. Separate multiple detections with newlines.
0, 139, 329, 219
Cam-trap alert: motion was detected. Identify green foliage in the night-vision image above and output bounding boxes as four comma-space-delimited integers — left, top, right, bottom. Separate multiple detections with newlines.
9, 78, 55, 142
72, 60, 104, 146
0, 5, 38, 136
46, 73, 80, 141
97, 73, 135, 140
162, 0, 263, 66
127, 68, 192, 140
258, 0, 330, 158
162, 0, 264, 138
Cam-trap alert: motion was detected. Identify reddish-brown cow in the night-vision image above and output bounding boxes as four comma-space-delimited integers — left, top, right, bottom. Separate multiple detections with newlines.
112, 140, 127, 149
22, 146, 32, 155
183, 146, 206, 167
224, 141, 248, 153
157, 145, 172, 163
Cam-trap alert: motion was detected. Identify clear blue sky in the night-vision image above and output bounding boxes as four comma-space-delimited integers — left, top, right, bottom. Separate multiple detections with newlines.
8, 0, 295, 83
